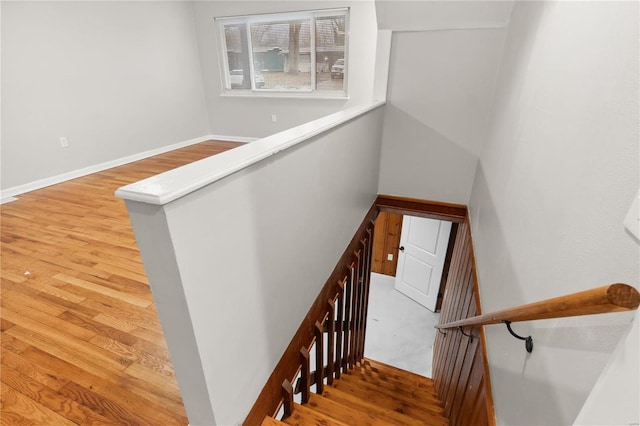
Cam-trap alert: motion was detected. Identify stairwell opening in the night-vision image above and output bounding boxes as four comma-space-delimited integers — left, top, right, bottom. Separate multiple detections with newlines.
366, 211, 457, 378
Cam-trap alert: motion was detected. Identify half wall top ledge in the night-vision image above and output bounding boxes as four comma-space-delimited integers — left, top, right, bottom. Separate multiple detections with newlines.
115, 101, 384, 205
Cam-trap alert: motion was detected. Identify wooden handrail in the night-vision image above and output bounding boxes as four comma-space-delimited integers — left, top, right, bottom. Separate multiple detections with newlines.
436, 283, 640, 329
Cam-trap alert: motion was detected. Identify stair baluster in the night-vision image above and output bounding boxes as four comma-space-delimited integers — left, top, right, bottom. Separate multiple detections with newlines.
335, 279, 345, 379
299, 348, 310, 404
348, 262, 358, 369
359, 229, 374, 361
353, 242, 363, 363
342, 269, 352, 372
353, 243, 367, 364
314, 321, 324, 394
356, 238, 368, 361
326, 299, 336, 386
281, 379, 293, 419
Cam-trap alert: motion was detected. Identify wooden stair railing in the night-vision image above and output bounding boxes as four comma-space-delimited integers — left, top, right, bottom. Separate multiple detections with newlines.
245, 195, 639, 426
436, 283, 639, 353
275, 228, 378, 423
245, 197, 492, 426
244, 203, 378, 425
249, 208, 449, 426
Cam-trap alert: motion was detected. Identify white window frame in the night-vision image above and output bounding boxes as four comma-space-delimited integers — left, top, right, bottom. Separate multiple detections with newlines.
215, 8, 349, 99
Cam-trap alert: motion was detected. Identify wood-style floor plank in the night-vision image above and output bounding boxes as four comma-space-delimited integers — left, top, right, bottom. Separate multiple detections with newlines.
1, 140, 241, 424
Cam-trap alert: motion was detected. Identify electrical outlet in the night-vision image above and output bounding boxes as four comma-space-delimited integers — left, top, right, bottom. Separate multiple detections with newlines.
387, 253, 393, 261
271, 114, 277, 123
60, 137, 69, 148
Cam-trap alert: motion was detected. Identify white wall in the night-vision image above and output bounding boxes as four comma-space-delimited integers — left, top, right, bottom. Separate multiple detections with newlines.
192, 1, 379, 138
574, 316, 639, 425
375, 1, 512, 204
375, 0, 513, 31
469, 2, 639, 424
1, 1, 210, 190
122, 106, 384, 425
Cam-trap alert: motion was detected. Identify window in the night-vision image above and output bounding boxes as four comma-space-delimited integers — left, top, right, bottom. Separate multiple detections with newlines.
216, 9, 349, 97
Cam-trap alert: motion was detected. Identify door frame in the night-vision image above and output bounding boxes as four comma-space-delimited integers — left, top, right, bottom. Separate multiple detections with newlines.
375, 194, 467, 223
375, 194, 465, 311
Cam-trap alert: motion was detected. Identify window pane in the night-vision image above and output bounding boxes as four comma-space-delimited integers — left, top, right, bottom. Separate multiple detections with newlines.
316, 15, 346, 92
224, 23, 251, 89
251, 19, 311, 91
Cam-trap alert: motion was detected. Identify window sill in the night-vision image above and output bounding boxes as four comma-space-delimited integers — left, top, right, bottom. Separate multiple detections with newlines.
220, 91, 349, 100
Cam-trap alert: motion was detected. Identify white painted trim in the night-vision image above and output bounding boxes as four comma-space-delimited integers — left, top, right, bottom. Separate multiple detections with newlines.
209, 134, 257, 143
116, 101, 385, 206
371, 272, 395, 285
0, 134, 254, 199
0, 197, 18, 205
219, 92, 349, 100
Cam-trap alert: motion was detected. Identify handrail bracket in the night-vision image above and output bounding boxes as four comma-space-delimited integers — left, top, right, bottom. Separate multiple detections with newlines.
459, 326, 474, 343
503, 321, 533, 353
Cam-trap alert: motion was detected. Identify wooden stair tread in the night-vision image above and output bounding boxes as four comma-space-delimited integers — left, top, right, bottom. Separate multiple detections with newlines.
326, 379, 447, 423
341, 370, 442, 405
306, 393, 406, 426
261, 415, 288, 425
320, 386, 428, 426
283, 403, 350, 426
362, 358, 437, 390
356, 361, 439, 394
274, 358, 450, 426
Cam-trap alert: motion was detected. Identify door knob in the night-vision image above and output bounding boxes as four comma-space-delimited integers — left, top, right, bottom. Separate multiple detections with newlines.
396, 246, 404, 252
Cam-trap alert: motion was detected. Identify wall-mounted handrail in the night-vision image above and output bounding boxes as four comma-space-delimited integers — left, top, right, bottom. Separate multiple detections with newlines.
436, 283, 639, 330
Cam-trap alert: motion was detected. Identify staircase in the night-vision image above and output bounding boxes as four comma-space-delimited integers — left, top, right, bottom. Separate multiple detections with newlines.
262, 358, 449, 426
244, 211, 457, 426
245, 196, 640, 426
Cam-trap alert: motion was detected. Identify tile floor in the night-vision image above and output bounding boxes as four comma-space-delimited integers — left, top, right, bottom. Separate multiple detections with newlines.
364, 272, 440, 378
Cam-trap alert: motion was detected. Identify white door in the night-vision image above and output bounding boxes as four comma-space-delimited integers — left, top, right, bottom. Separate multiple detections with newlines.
394, 216, 452, 312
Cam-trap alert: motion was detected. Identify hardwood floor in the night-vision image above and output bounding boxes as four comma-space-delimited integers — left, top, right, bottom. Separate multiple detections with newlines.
1, 141, 241, 425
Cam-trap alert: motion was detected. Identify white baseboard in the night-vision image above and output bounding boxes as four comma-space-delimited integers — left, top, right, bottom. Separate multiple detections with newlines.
209, 134, 258, 143
370, 272, 396, 284
0, 197, 18, 205
0, 134, 257, 200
